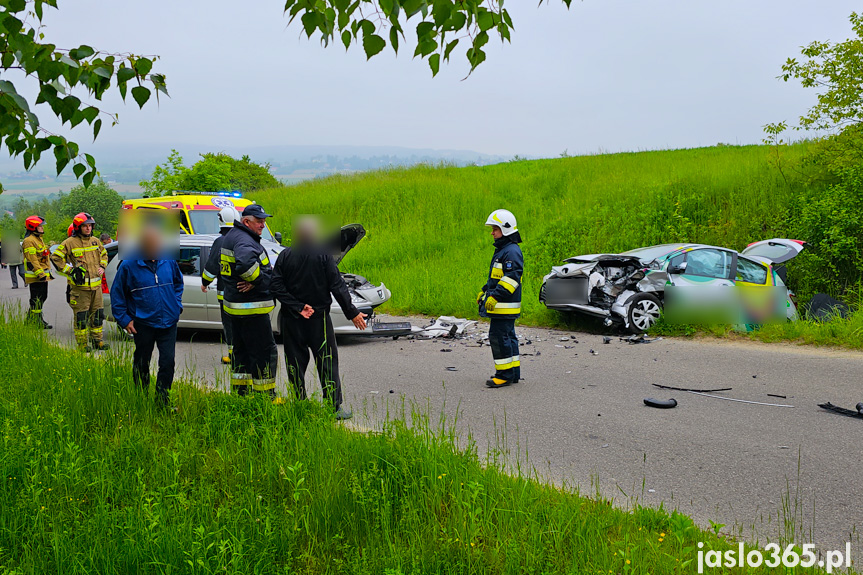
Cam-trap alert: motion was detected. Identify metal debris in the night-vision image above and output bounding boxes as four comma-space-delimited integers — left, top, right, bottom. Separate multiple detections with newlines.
688, 391, 794, 408
653, 384, 732, 393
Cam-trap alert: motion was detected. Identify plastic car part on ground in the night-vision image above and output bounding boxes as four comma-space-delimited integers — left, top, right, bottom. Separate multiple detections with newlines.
653, 383, 732, 393
413, 316, 477, 338
818, 402, 863, 419
806, 294, 851, 321
644, 398, 678, 409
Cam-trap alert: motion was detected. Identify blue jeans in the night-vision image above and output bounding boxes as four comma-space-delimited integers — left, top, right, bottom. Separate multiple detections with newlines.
489, 318, 520, 382
132, 323, 177, 405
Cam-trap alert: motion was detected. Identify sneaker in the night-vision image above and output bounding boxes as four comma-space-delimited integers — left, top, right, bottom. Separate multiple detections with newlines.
334, 408, 353, 421
485, 377, 513, 388
42, 321, 53, 330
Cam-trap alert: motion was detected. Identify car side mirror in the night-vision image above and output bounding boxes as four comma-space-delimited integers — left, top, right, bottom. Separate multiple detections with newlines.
275, 232, 283, 245
667, 261, 687, 275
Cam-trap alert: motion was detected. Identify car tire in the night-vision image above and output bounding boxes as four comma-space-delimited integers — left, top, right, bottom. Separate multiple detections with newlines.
627, 293, 662, 334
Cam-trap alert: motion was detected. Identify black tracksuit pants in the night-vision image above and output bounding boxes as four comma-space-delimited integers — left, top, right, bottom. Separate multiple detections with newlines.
231, 313, 278, 396
132, 323, 177, 405
282, 311, 343, 409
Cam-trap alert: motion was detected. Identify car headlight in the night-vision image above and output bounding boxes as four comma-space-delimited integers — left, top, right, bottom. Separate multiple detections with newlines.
350, 292, 366, 304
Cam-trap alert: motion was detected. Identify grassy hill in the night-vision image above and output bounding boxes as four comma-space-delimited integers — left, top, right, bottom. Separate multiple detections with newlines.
255, 144, 810, 325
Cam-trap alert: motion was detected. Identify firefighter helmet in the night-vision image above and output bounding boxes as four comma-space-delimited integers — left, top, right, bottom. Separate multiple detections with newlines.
67, 223, 74, 237
485, 209, 518, 236
25, 215, 45, 232
72, 212, 95, 235
218, 206, 240, 229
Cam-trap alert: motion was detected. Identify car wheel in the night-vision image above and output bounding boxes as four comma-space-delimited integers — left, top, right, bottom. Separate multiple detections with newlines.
627, 293, 661, 333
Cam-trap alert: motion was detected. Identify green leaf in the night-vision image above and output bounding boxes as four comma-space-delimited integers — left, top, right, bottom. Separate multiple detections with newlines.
131, 86, 150, 109
477, 10, 494, 32
83, 169, 96, 188
70, 44, 95, 59
73, 162, 86, 179
429, 53, 440, 76
92, 118, 102, 141
116, 67, 136, 83
93, 66, 112, 79
301, 11, 319, 37
133, 57, 152, 76
362, 34, 385, 59
341, 30, 351, 50
389, 26, 399, 54
444, 39, 458, 61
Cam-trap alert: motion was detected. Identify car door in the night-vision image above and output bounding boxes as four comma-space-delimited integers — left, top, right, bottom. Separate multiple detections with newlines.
176, 246, 210, 323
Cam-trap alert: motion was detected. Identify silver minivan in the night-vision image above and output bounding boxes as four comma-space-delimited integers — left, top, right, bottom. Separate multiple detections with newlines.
102, 225, 408, 336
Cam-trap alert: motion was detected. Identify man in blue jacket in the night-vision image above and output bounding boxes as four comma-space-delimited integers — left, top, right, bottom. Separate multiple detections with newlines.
111, 225, 184, 407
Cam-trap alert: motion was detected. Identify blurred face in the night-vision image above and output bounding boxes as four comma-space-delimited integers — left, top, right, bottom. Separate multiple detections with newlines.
490, 226, 503, 239
36, 224, 44, 234
80, 223, 93, 236
243, 216, 266, 236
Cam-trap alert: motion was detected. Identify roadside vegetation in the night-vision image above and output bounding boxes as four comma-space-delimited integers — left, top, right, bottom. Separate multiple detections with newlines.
0, 307, 846, 574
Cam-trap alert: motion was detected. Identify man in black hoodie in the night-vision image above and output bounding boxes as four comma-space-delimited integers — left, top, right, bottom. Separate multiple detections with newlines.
271, 216, 367, 420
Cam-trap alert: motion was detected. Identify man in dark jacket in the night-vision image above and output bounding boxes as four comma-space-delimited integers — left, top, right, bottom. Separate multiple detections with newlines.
271, 216, 367, 420
220, 204, 278, 397
110, 224, 184, 407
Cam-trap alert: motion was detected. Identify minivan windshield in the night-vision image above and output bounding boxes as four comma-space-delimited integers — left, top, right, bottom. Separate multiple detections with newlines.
188, 210, 275, 241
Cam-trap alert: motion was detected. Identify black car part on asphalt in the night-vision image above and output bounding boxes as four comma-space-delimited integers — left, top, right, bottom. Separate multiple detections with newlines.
818, 402, 863, 419
644, 397, 678, 409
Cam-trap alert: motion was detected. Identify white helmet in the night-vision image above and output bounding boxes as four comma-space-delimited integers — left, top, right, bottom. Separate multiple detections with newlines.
485, 209, 518, 236
218, 206, 240, 229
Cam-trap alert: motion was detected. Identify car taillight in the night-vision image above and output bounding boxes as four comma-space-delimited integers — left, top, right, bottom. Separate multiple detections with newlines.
101, 275, 109, 294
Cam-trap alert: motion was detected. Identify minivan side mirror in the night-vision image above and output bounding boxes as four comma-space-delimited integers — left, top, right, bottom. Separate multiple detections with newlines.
667, 261, 687, 275
275, 232, 283, 245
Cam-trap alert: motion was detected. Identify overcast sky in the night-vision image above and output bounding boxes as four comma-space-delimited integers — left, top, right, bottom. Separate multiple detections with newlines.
35, 0, 859, 158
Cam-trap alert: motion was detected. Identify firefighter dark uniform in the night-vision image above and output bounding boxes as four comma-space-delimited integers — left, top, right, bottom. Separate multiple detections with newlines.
479, 210, 523, 388
203, 230, 233, 365
220, 205, 278, 396
21, 216, 53, 328
51, 213, 109, 351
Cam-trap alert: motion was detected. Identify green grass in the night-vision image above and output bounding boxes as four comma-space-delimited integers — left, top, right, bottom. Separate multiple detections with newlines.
255, 144, 808, 328
0, 306, 843, 574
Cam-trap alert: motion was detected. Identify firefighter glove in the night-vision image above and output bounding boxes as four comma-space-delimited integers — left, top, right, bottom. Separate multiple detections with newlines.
485, 296, 498, 312
71, 266, 86, 286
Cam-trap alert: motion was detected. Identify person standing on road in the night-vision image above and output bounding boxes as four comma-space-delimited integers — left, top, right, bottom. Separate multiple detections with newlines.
21, 216, 53, 328
271, 217, 367, 420
2, 231, 26, 290
110, 223, 184, 407
202, 206, 240, 366
220, 204, 278, 397
51, 212, 109, 351
477, 209, 523, 388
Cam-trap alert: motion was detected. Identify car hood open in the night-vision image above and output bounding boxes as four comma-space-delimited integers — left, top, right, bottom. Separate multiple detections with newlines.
335, 224, 366, 264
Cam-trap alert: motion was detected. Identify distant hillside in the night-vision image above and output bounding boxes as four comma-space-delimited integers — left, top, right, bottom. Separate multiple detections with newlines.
255, 144, 811, 324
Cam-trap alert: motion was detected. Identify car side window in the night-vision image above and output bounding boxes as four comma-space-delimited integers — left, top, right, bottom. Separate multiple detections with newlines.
178, 247, 201, 277
735, 257, 768, 285
684, 249, 732, 279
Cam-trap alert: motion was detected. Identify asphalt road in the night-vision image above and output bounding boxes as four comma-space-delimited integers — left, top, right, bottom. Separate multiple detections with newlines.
4, 277, 863, 555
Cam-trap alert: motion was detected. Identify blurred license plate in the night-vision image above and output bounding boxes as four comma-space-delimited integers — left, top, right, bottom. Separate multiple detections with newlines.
372, 322, 412, 333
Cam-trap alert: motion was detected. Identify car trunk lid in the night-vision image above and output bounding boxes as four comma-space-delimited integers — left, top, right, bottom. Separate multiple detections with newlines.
741, 239, 806, 264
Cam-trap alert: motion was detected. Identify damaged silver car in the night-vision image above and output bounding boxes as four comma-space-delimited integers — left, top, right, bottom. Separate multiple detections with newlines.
539, 240, 805, 333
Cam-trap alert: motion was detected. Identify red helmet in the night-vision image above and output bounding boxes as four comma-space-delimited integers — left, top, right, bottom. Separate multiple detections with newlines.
25, 215, 45, 232
72, 212, 96, 235
67, 224, 74, 237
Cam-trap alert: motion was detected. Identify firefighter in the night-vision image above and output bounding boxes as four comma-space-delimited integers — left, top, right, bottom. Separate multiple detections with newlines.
51, 212, 109, 351
21, 215, 53, 328
201, 206, 240, 365
477, 209, 523, 388
220, 204, 278, 397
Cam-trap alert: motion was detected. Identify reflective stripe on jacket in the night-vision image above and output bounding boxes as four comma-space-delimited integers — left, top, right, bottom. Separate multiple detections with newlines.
480, 238, 523, 318
220, 223, 274, 316
22, 234, 53, 284
202, 233, 226, 300
51, 235, 107, 290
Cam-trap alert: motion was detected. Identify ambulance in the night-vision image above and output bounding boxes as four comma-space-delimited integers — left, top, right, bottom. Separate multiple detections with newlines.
121, 191, 281, 242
